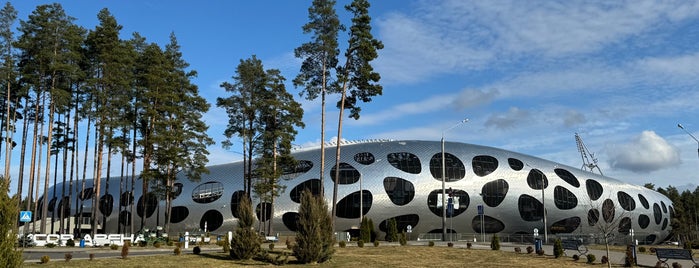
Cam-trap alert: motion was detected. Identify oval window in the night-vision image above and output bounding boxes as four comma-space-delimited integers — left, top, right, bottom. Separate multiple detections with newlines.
384, 177, 415, 206
281, 160, 314, 180
192, 181, 224, 203
508, 158, 524, 171
170, 206, 189, 224
527, 169, 548, 190
290, 179, 322, 203
554, 168, 580, 188
617, 191, 636, 211
553, 186, 578, 210
354, 152, 375, 165
481, 179, 509, 207
387, 152, 421, 174
330, 163, 361, 184
585, 179, 603, 201
335, 190, 372, 219
472, 155, 498, 177
429, 153, 466, 182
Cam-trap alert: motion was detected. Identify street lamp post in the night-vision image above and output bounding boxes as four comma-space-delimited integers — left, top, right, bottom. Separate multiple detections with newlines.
678, 124, 699, 158
527, 163, 547, 244
541, 174, 548, 244
442, 118, 468, 242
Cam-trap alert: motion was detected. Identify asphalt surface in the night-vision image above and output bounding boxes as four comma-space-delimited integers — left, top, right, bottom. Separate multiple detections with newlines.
20, 241, 698, 267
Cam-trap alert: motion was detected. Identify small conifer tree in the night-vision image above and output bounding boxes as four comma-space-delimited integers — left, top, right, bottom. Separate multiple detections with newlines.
360, 217, 371, 242
490, 234, 500, 250
293, 189, 335, 264
0, 176, 23, 267
553, 239, 564, 258
385, 218, 398, 242
230, 196, 261, 260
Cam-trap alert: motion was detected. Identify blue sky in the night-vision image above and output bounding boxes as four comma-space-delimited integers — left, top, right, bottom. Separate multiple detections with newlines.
7, 1, 699, 194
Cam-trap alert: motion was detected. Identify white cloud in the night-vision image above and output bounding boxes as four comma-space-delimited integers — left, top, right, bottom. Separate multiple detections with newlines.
484, 107, 531, 129
375, 0, 699, 85
347, 93, 455, 126
607, 131, 681, 173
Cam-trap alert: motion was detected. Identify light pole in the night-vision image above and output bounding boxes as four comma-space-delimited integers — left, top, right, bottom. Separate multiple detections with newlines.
527, 163, 547, 244
442, 118, 468, 242
678, 124, 699, 158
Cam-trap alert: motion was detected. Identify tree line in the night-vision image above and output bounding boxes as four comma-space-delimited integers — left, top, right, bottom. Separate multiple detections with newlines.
0, 0, 384, 243
0, 2, 215, 237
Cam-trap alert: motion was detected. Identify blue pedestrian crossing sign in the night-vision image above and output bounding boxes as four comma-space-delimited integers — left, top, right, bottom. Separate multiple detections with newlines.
19, 211, 31, 222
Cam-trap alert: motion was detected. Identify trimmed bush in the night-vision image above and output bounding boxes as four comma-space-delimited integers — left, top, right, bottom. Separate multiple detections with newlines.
40, 255, 50, 264
66, 239, 75, 247
490, 235, 500, 250
467, 242, 472, 249
448, 242, 454, 248
174, 247, 181, 256
153, 241, 161, 248
587, 254, 596, 264
601, 255, 609, 264
573, 254, 579, 261
639, 246, 647, 253
536, 249, 545, 256
89, 253, 95, 261
64, 253, 72, 262
222, 235, 230, 253
110, 244, 119, 250
357, 240, 365, 248
514, 247, 521, 253
193, 246, 201, 255
553, 239, 563, 258
526, 246, 534, 254
428, 241, 435, 247
672, 262, 682, 268
339, 241, 346, 248
373, 240, 379, 247
269, 243, 275, 250
45, 243, 56, 248
399, 231, 407, 246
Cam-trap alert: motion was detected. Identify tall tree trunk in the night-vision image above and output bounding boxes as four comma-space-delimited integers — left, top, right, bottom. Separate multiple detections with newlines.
130, 117, 137, 235
77, 114, 91, 238
36, 93, 47, 234
91, 121, 105, 236
68, 98, 78, 235
20, 98, 30, 234
50, 113, 60, 234
42, 95, 55, 234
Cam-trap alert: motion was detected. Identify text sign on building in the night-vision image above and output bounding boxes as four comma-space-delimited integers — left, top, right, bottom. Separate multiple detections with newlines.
19, 211, 32, 222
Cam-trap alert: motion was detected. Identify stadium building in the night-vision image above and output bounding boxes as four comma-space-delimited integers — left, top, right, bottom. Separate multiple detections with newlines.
36, 140, 673, 244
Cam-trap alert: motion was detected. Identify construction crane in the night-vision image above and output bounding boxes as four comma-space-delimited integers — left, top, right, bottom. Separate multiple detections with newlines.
575, 133, 603, 175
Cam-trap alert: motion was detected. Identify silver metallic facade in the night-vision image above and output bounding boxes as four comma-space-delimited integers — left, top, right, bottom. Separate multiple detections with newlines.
42, 140, 673, 243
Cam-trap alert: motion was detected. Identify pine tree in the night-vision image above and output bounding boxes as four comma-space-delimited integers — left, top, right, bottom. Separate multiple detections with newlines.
386, 218, 398, 242
229, 196, 260, 260
294, 0, 343, 202
359, 216, 371, 243
294, 189, 334, 264
0, 176, 22, 267
331, 0, 383, 233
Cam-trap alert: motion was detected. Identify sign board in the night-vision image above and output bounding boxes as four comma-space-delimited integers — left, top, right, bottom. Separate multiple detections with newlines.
406, 225, 412, 233
19, 211, 31, 222
477, 205, 484, 215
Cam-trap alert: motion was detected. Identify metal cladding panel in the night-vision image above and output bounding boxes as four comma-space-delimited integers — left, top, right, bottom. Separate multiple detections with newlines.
44, 140, 673, 243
